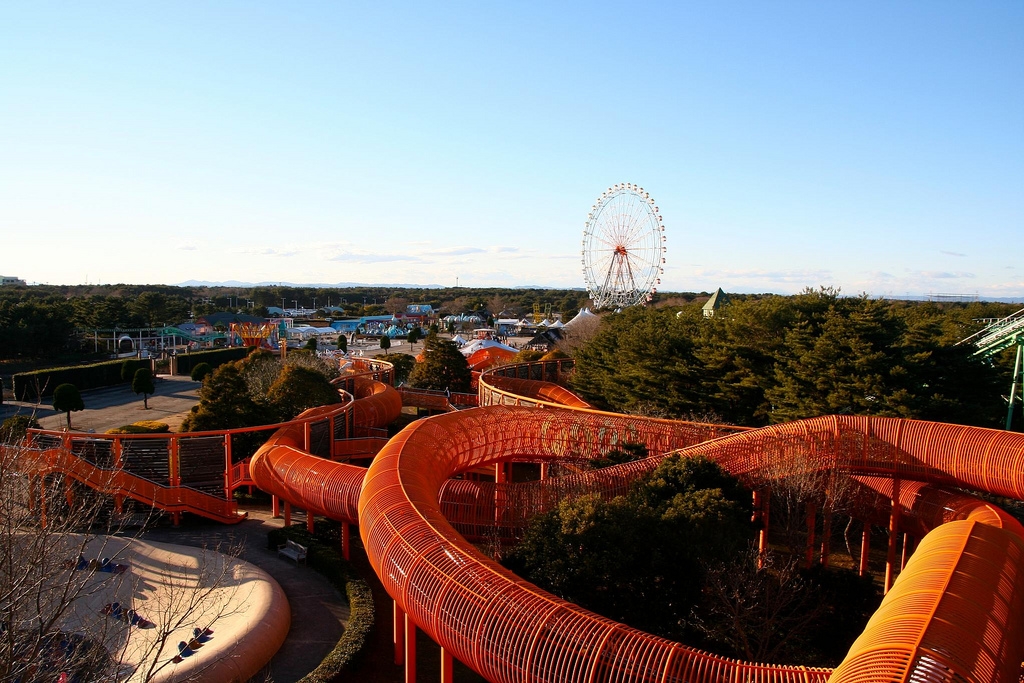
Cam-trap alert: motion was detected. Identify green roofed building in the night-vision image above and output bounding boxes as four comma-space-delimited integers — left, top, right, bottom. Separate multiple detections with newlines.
702, 288, 730, 318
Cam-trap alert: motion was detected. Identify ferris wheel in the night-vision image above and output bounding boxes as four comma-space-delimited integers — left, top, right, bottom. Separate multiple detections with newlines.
582, 183, 666, 309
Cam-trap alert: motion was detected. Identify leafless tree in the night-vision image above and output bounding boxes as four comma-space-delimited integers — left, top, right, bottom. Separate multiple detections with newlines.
383, 296, 410, 316
0, 438, 250, 682
744, 434, 861, 562
692, 548, 823, 663
555, 314, 602, 356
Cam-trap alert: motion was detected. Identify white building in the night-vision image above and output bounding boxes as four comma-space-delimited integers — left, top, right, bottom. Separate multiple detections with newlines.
1, 276, 26, 286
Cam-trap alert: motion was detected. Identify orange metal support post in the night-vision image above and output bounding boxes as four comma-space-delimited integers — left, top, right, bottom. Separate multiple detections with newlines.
404, 612, 416, 683
885, 488, 901, 593
495, 462, 507, 525
341, 522, 351, 560
441, 648, 453, 683
859, 522, 871, 577
758, 488, 770, 569
223, 434, 233, 500
272, 494, 280, 518
307, 511, 314, 533
393, 600, 404, 666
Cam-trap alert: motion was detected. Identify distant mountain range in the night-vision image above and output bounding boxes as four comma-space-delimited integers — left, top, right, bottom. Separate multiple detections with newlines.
175, 280, 585, 291
176, 280, 449, 289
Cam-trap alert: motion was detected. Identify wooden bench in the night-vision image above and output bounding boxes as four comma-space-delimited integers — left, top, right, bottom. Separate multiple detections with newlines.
277, 540, 307, 566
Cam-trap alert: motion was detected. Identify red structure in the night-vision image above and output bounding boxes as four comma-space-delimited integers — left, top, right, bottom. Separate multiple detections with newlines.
250, 359, 1024, 683
13, 356, 1024, 683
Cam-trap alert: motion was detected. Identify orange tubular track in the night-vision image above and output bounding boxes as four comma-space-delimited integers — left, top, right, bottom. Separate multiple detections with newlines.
254, 359, 1024, 683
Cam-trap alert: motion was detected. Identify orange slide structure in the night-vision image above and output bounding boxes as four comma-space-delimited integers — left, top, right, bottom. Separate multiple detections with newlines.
15, 354, 1024, 683
248, 358, 1024, 683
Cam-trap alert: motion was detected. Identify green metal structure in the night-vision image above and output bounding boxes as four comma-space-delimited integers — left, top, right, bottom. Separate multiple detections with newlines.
960, 307, 1024, 430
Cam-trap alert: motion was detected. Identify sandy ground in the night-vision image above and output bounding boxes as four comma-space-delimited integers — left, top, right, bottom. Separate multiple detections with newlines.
37, 535, 289, 683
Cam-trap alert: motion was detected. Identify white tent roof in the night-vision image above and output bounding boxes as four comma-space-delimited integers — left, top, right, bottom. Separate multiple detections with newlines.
459, 339, 518, 357
452, 335, 467, 345
564, 307, 599, 328
548, 320, 564, 329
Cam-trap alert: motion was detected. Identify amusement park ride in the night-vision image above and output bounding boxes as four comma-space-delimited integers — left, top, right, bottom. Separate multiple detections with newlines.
960, 306, 1024, 429
229, 321, 278, 349
582, 183, 666, 309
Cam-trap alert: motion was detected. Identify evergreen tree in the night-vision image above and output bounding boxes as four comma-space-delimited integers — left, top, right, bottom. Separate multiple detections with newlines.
570, 306, 704, 415
52, 383, 84, 429
506, 455, 749, 639
266, 365, 342, 421
408, 334, 472, 392
181, 363, 271, 432
379, 335, 391, 353
190, 362, 213, 382
131, 368, 155, 409
378, 353, 417, 384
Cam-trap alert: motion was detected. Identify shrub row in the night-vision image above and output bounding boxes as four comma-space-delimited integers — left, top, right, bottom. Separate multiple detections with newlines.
105, 421, 171, 435
267, 522, 374, 682
13, 358, 150, 401
173, 347, 254, 376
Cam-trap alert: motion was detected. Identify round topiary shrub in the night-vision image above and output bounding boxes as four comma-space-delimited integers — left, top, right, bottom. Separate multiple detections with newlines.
190, 362, 213, 382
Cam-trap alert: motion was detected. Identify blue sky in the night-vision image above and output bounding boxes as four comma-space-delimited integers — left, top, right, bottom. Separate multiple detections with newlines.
1, 2, 1021, 297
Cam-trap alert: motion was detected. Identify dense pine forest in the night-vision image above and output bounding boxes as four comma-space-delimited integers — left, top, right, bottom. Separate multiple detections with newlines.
570, 288, 1019, 429
1, 284, 1019, 430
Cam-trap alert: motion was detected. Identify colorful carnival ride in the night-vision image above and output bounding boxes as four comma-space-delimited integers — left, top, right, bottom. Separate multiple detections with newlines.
13, 356, 1024, 683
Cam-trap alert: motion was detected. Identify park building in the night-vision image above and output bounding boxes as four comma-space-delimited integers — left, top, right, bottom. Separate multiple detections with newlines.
1, 275, 27, 286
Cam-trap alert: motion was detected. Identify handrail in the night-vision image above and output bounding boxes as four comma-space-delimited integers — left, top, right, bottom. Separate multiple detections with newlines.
10, 357, 396, 523
957, 306, 1024, 346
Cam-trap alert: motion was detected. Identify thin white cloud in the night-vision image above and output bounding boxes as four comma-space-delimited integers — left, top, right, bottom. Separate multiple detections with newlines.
329, 252, 425, 264
238, 247, 299, 257
178, 245, 198, 251
427, 246, 487, 256
695, 268, 832, 283
940, 250, 966, 257
913, 271, 976, 279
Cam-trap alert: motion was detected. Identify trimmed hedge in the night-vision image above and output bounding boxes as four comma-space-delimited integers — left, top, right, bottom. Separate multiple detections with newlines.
13, 358, 150, 401
173, 347, 254, 376
105, 421, 171, 435
267, 522, 374, 682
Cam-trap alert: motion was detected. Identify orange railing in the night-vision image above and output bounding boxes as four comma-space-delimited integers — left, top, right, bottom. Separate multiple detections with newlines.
8, 357, 399, 524
33, 348, 1020, 683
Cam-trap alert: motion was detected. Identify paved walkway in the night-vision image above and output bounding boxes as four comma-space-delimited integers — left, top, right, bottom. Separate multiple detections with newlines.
2, 374, 202, 433
138, 506, 347, 683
